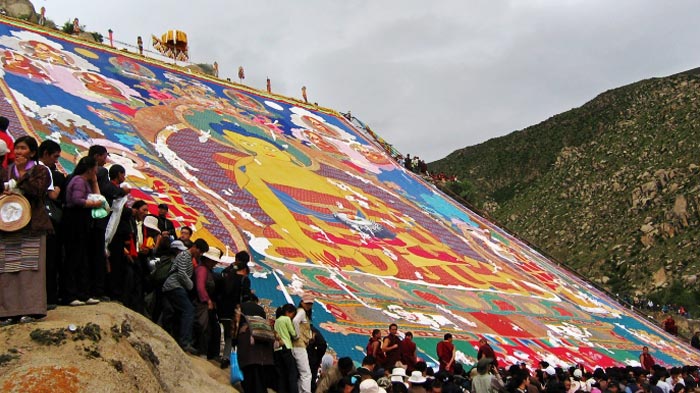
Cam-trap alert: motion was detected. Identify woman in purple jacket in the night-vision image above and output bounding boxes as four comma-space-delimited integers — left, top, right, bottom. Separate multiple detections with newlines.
62, 156, 103, 307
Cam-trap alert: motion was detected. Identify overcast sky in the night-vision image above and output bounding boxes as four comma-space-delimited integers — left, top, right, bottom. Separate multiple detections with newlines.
45, 0, 700, 162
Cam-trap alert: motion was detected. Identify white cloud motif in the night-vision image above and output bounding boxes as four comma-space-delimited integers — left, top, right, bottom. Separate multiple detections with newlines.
10, 88, 103, 133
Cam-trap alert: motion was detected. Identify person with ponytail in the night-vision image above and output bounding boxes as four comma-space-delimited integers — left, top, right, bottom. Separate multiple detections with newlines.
62, 155, 102, 307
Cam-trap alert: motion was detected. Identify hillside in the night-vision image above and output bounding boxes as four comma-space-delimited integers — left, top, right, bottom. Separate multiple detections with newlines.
430, 69, 700, 309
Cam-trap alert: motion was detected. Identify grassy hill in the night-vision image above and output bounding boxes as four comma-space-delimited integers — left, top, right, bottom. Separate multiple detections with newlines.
430, 69, 700, 311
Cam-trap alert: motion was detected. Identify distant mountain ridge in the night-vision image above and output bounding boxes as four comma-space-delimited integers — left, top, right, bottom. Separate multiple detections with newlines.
430, 68, 700, 311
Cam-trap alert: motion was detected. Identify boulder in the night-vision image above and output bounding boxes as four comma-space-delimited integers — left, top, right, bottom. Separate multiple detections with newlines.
640, 223, 655, 233
641, 180, 658, 194
76, 32, 98, 43
683, 275, 697, 285
659, 222, 676, 238
0, 302, 235, 393
654, 169, 669, 186
1, 0, 35, 20
672, 195, 689, 227
653, 267, 667, 288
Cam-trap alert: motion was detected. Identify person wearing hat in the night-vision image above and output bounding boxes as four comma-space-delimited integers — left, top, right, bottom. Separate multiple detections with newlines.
0, 135, 53, 325
408, 370, 428, 393
540, 362, 556, 379
217, 250, 253, 366
142, 215, 162, 251
148, 239, 188, 324
193, 246, 222, 359
392, 367, 409, 385
138, 214, 163, 307
293, 291, 316, 393
541, 364, 560, 393
162, 238, 209, 355
472, 357, 500, 393
360, 378, 387, 393
0, 116, 14, 168
570, 368, 585, 393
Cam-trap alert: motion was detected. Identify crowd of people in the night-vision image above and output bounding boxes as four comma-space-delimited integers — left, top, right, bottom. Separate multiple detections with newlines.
0, 117, 256, 367
400, 154, 429, 175
306, 331, 700, 393
622, 296, 692, 320
6, 117, 700, 393
0, 118, 327, 393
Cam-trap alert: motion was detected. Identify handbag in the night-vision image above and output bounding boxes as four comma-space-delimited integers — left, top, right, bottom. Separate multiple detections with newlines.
246, 315, 276, 343
229, 349, 244, 384
45, 198, 63, 223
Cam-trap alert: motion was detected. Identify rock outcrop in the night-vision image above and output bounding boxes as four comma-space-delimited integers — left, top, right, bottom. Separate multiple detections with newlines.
0, 0, 36, 21
0, 303, 235, 393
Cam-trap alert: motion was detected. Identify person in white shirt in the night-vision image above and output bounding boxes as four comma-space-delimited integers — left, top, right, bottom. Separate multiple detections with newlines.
657, 374, 672, 393
292, 292, 315, 393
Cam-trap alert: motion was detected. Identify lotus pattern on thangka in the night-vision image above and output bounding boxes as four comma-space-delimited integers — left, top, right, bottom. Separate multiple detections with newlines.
0, 18, 696, 369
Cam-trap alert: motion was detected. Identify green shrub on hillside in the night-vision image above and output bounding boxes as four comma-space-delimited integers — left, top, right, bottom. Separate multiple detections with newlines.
429, 70, 700, 313
61, 20, 73, 34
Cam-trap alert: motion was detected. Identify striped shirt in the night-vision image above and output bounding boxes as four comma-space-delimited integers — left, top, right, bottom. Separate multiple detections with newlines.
162, 250, 194, 292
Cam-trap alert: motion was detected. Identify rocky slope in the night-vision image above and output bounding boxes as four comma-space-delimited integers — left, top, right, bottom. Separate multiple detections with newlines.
0, 0, 37, 21
430, 69, 700, 309
0, 303, 235, 393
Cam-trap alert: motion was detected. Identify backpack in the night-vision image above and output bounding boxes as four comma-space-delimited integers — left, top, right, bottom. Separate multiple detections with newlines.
150, 255, 175, 287
245, 314, 276, 343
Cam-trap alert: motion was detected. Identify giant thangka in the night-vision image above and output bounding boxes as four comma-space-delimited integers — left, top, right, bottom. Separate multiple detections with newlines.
0, 18, 696, 368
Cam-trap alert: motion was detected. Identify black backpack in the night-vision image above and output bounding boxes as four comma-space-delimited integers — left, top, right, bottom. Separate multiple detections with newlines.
150, 255, 175, 288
